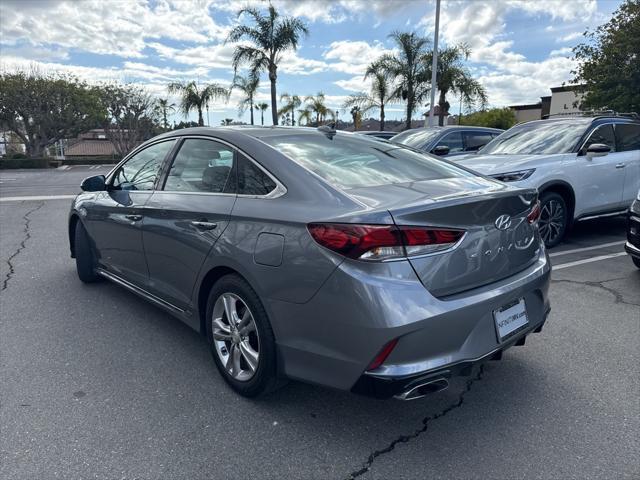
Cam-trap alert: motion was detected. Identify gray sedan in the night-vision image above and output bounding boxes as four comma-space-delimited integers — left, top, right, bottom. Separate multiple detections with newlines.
69, 126, 551, 399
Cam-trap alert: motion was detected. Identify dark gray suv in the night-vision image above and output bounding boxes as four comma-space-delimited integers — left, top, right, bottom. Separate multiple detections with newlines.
391, 125, 503, 157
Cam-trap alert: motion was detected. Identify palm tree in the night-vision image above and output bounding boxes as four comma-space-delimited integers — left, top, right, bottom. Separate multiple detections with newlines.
423, 44, 488, 126
255, 102, 269, 125
221, 118, 234, 126
374, 31, 431, 130
297, 108, 313, 126
349, 106, 361, 130
167, 81, 229, 126
156, 98, 175, 130
232, 74, 260, 125
301, 92, 335, 126
227, 5, 308, 126
278, 93, 302, 126
342, 70, 394, 131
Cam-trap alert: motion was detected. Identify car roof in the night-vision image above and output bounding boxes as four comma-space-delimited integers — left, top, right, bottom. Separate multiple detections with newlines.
525, 116, 640, 126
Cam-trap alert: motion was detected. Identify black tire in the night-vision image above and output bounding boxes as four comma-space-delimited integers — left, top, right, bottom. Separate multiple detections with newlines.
538, 191, 569, 248
633, 257, 640, 269
74, 221, 101, 283
205, 274, 280, 398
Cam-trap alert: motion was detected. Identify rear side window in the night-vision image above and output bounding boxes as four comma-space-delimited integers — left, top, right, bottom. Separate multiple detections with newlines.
164, 139, 234, 193
584, 124, 616, 152
463, 132, 493, 151
262, 133, 476, 189
237, 154, 277, 196
615, 124, 640, 151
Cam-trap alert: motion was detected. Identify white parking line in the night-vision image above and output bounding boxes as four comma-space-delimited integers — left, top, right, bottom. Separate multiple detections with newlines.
0, 195, 76, 202
549, 241, 625, 257
553, 252, 627, 270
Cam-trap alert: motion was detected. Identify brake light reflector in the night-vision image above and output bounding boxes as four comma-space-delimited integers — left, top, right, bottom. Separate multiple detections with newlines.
367, 338, 398, 371
527, 201, 541, 224
307, 223, 464, 261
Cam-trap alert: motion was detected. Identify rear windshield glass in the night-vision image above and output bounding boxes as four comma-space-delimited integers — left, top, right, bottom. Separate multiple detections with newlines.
261, 133, 476, 189
390, 128, 442, 148
480, 120, 590, 155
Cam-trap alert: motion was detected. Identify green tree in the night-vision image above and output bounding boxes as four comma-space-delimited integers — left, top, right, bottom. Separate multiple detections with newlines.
301, 92, 335, 126
221, 118, 234, 126
374, 32, 431, 130
232, 74, 260, 125
0, 71, 103, 157
460, 108, 516, 130
99, 83, 161, 157
423, 44, 487, 126
167, 80, 228, 126
572, 0, 640, 112
343, 70, 394, 131
278, 93, 302, 126
156, 98, 175, 130
227, 4, 308, 126
255, 102, 269, 125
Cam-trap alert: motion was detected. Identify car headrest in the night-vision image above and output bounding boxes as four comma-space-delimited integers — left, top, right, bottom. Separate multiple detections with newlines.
202, 165, 231, 192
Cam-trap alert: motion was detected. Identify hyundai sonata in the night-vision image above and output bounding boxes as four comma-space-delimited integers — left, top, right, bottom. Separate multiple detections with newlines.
69, 126, 551, 399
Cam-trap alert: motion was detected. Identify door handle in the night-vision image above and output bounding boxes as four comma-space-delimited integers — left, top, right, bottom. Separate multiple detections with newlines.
191, 221, 218, 231
615, 163, 626, 169
125, 214, 143, 221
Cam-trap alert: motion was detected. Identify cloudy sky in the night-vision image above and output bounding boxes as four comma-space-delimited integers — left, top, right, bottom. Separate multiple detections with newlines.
0, 0, 622, 125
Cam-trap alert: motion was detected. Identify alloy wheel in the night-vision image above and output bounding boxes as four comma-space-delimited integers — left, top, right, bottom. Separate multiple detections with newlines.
211, 293, 260, 382
538, 199, 565, 245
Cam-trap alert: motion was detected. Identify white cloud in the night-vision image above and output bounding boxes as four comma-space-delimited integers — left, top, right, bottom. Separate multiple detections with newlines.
0, 0, 229, 58
549, 47, 573, 57
558, 31, 584, 43
322, 40, 393, 77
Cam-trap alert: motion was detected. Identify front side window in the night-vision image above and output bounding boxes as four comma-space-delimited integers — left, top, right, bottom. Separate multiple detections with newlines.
112, 140, 175, 191
583, 124, 616, 152
615, 124, 640, 152
480, 119, 591, 155
262, 133, 477, 189
435, 132, 464, 153
164, 139, 235, 193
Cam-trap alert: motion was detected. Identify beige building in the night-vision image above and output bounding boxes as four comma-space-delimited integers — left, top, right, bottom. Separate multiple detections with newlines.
510, 85, 585, 124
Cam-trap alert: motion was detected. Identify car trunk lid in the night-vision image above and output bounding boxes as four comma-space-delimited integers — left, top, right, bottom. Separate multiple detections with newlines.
347, 178, 540, 297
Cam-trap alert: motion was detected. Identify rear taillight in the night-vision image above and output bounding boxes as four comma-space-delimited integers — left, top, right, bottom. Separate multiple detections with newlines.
307, 223, 465, 261
527, 201, 541, 224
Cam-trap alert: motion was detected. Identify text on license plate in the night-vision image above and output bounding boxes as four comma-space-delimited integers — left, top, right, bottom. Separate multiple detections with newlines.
493, 298, 528, 341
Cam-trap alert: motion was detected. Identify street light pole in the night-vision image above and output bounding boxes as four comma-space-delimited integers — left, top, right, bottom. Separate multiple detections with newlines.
427, 0, 441, 128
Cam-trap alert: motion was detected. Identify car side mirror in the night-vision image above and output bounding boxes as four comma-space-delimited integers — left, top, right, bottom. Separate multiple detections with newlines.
432, 145, 450, 156
585, 143, 610, 158
80, 175, 106, 192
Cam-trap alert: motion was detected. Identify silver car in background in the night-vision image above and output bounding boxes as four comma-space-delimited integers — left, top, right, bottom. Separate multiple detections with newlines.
69, 126, 551, 400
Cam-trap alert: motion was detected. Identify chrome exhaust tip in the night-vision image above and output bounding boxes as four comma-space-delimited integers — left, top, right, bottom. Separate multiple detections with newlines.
394, 378, 449, 401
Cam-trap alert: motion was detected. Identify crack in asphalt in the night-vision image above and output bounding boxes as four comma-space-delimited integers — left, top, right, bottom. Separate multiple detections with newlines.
1, 202, 44, 292
344, 365, 485, 480
551, 277, 640, 307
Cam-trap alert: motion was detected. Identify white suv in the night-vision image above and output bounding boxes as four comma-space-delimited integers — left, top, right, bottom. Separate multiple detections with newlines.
455, 116, 640, 247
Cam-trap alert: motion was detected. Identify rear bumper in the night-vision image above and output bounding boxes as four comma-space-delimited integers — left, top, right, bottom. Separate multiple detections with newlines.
351, 307, 550, 398
267, 247, 551, 396
625, 241, 640, 259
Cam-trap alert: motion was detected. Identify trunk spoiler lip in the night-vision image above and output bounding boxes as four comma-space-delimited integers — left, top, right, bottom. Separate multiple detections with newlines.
384, 186, 538, 216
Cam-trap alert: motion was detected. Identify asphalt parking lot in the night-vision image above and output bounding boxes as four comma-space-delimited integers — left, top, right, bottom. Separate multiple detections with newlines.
1, 167, 638, 480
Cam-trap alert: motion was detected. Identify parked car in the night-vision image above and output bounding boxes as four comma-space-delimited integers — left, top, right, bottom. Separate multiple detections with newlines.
356, 130, 397, 141
69, 127, 550, 399
390, 125, 503, 157
454, 115, 640, 247
625, 190, 640, 268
